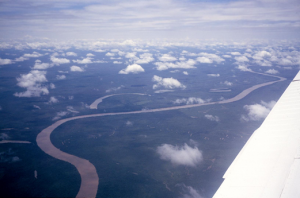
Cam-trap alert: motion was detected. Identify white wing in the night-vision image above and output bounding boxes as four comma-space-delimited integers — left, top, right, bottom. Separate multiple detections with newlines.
213, 71, 300, 198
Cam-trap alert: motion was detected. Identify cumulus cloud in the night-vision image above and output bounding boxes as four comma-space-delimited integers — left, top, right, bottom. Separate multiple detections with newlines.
252, 51, 271, 60
106, 85, 124, 93
14, 70, 49, 97
159, 54, 177, 62
73, 57, 93, 64
48, 96, 59, 104
205, 114, 220, 122
50, 83, 55, 89
178, 184, 203, 198
197, 53, 224, 63
52, 111, 69, 121
23, 52, 43, 58
197, 57, 213, 63
231, 52, 241, 56
66, 106, 79, 113
156, 143, 203, 167
207, 73, 220, 77
125, 52, 137, 59
173, 97, 208, 105
183, 71, 189, 75
265, 69, 279, 74
105, 52, 115, 56
152, 75, 186, 89
222, 55, 231, 58
87, 53, 94, 57
154, 59, 196, 70
33, 60, 52, 70
0, 133, 9, 140
66, 52, 77, 56
126, 121, 133, 126
15, 56, 28, 62
56, 74, 66, 80
237, 65, 252, 72
235, 56, 249, 62
241, 100, 276, 121
113, 61, 122, 64
135, 53, 154, 64
119, 64, 145, 74
70, 65, 85, 72
0, 58, 13, 65
51, 56, 70, 65
223, 81, 233, 86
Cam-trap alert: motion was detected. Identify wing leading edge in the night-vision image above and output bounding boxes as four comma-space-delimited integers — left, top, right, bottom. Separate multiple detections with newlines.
213, 71, 300, 198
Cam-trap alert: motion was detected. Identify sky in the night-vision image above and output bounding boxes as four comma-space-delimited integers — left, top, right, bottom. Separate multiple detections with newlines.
0, 0, 299, 41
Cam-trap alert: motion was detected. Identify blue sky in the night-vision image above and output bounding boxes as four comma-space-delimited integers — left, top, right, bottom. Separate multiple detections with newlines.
0, 0, 299, 40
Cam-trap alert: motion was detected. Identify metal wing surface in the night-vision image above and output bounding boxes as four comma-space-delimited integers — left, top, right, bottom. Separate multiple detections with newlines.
213, 71, 300, 198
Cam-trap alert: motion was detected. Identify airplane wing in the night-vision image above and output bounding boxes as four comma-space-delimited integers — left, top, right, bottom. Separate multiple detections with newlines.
213, 71, 300, 198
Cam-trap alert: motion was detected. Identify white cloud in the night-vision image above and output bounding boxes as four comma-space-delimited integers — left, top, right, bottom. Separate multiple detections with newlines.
23, 52, 43, 58
14, 70, 49, 97
0, 133, 9, 140
33, 60, 52, 70
183, 71, 189, 75
105, 52, 115, 56
48, 96, 59, 104
179, 57, 186, 61
231, 52, 241, 56
235, 56, 249, 62
15, 56, 28, 62
33, 105, 41, 109
242, 100, 276, 121
152, 75, 186, 89
254, 59, 272, 67
126, 121, 133, 126
106, 85, 124, 93
50, 83, 55, 89
73, 57, 93, 64
70, 65, 85, 72
154, 90, 174, 93
197, 57, 213, 63
252, 51, 271, 60
179, 184, 203, 198
222, 55, 231, 58
278, 58, 293, 65
52, 111, 69, 120
207, 73, 220, 77
51, 56, 70, 65
113, 61, 122, 64
154, 59, 196, 70
119, 64, 145, 74
237, 65, 252, 72
67, 106, 79, 113
197, 53, 224, 63
0, 58, 13, 65
66, 52, 77, 56
56, 75, 66, 80
86, 53, 94, 57
135, 53, 154, 64
159, 54, 177, 62
125, 52, 137, 59
173, 97, 207, 105
223, 81, 233, 86
156, 143, 203, 167
265, 69, 279, 74
205, 114, 220, 122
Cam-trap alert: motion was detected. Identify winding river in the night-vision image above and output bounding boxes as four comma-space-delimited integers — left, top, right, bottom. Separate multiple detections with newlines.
36, 71, 286, 198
